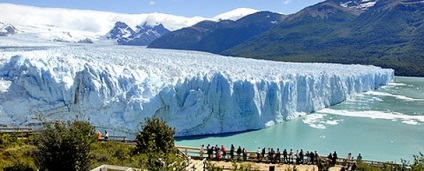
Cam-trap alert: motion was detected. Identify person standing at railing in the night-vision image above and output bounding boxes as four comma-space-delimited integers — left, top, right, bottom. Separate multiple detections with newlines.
289, 149, 294, 164
215, 144, 220, 160
221, 145, 227, 159
230, 144, 235, 159
314, 151, 319, 164
104, 130, 109, 140
97, 131, 102, 141
346, 153, 352, 163
283, 149, 288, 164
276, 148, 281, 163
310, 151, 315, 164
207, 144, 212, 159
257, 147, 261, 162
332, 151, 338, 166
357, 153, 362, 162
236, 146, 242, 160
200, 144, 204, 159
242, 148, 247, 161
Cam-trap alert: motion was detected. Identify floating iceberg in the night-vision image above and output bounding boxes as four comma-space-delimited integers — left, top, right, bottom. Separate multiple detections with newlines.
0, 46, 394, 136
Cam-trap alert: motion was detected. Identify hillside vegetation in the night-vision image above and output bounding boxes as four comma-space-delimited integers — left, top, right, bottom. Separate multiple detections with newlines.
149, 0, 424, 76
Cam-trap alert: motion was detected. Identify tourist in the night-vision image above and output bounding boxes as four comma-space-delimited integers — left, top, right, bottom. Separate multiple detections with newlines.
332, 151, 338, 166
346, 153, 352, 163
207, 144, 212, 159
310, 151, 315, 164
295, 150, 299, 164
269, 148, 274, 163
200, 144, 204, 159
305, 151, 310, 164
314, 151, 319, 164
257, 147, 261, 162
104, 130, 109, 140
261, 147, 266, 161
267, 148, 271, 162
96, 131, 102, 141
230, 144, 235, 159
327, 153, 333, 165
221, 145, 227, 159
276, 148, 281, 163
299, 149, 304, 164
351, 162, 357, 171
242, 148, 247, 161
283, 149, 288, 164
215, 144, 220, 160
289, 149, 294, 164
237, 146, 242, 160
357, 153, 362, 162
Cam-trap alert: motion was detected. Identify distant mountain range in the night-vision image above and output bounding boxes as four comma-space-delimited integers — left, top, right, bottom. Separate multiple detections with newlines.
148, 11, 286, 53
0, 3, 257, 43
149, 0, 424, 76
106, 22, 170, 46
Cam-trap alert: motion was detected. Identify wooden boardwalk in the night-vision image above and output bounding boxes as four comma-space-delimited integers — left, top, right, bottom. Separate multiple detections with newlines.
174, 145, 402, 170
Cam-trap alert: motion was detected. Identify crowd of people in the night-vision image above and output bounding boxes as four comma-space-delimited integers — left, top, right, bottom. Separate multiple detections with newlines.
198, 144, 363, 168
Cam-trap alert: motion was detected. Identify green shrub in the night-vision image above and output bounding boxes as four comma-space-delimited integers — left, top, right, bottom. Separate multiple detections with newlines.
91, 141, 134, 167
33, 120, 95, 171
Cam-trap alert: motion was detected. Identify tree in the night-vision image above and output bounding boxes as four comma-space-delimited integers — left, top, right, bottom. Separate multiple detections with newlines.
34, 120, 95, 171
411, 152, 424, 171
134, 117, 184, 170
134, 117, 176, 154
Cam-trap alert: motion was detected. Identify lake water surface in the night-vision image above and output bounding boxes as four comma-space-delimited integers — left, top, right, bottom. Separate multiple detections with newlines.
176, 76, 424, 162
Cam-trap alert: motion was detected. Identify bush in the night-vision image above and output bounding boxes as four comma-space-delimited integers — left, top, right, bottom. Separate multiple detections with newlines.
134, 117, 176, 154
91, 141, 133, 167
0, 133, 18, 148
411, 152, 424, 171
34, 120, 95, 171
0, 145, 37, 171
133, 117, 190, 170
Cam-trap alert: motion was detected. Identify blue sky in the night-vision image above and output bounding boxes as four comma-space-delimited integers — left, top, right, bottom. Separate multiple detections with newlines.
0, 0, 324, 17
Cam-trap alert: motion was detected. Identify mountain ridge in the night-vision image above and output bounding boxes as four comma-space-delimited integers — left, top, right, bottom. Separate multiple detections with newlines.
148, 11, 286, 53
106, 21, 170, 46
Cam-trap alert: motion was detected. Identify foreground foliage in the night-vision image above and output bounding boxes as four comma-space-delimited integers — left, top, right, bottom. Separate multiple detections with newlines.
0, 134, 36, 171
34, 121, 96, 171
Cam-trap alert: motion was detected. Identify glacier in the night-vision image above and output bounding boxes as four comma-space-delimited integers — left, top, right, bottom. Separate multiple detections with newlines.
0, 45, 394, 136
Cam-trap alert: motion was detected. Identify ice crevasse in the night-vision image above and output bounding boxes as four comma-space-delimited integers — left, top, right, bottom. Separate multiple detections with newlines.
0, 46, 394, 136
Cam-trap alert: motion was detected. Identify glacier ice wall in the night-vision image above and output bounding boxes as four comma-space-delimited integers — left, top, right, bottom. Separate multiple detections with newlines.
0, 46, 394, 136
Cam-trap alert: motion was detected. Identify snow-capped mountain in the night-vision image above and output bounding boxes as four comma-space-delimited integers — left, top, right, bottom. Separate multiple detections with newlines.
336, 0, 378, 11
0, 3, 256, 43
0, 44, 393, 136
0, 23, 18, 36
106, 22, 170, 46
212, 8, 259, 20
106, 22, 135, 40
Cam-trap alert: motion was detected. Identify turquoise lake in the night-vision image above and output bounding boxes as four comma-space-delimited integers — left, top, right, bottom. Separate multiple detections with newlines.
176, 76, 424, 163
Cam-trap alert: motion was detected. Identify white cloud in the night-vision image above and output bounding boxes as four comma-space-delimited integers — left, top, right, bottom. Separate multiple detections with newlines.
212, 8, 258, 21
283, 0, 292, 4
150, 1, 155, 5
